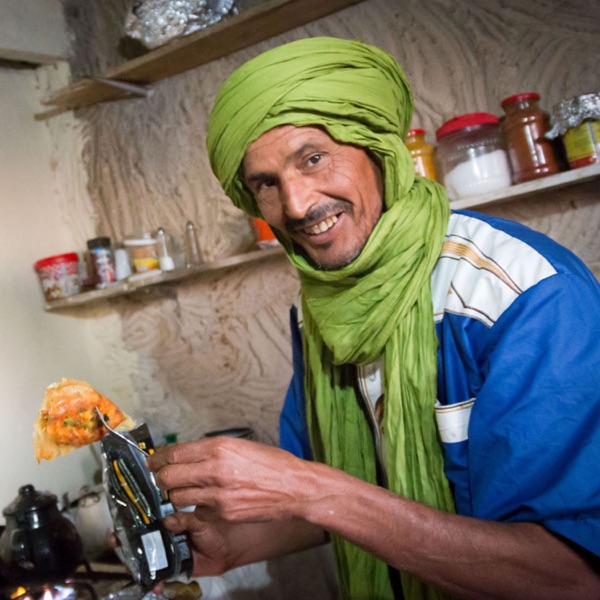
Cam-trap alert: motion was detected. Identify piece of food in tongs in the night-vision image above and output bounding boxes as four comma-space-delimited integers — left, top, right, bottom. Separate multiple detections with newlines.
33, 377, 134, 462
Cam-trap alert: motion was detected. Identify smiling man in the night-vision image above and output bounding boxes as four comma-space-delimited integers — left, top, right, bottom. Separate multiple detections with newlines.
147, 37, 600, 600
242, 125, 384, 269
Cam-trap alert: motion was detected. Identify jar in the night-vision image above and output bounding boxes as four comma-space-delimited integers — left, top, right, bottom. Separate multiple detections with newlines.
406, 129, 438, 180
435, 112, 512, 199
87, 237, 116, 288
547, 93, 600, 169
34, 252, 81, 301
124, 235, 159, 273
500, 93, 564, 183
252, 217, 279, 249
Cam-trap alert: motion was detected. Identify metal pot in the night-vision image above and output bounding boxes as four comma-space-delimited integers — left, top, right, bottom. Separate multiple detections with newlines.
73, 486, 113, 559
0, 484, 83, 586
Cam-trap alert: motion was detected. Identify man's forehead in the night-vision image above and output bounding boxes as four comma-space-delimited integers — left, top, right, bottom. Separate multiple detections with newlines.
241, 125, 336, 176
247, 124, 332, 152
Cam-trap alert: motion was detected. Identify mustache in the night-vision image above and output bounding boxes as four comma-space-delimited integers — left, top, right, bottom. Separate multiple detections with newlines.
284, 199, 352, 233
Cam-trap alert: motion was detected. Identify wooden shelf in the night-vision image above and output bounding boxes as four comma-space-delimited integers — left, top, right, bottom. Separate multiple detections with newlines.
45, 164, 599, 312
449, 163, 600, 210
45, 244, 285, 311
35, 0, 365, 120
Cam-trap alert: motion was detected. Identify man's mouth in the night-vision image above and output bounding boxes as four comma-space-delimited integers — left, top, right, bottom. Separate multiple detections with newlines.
303, 215, 339, 235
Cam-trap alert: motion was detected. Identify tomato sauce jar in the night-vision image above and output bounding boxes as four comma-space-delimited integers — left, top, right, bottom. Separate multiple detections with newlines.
500, 93, 564, 183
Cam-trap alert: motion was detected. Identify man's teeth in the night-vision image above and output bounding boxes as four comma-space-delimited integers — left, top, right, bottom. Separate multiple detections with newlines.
305, 215, 338, 235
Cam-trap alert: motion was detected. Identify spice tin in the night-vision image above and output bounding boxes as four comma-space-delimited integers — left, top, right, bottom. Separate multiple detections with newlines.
547, 93, 600, 169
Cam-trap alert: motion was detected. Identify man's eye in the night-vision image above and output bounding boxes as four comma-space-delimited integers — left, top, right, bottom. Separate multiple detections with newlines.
258, 178, 276, 190
307, 153, 323, 166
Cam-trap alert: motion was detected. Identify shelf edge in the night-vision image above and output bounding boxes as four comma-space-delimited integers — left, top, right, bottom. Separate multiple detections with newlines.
449, 163, 600, 211
45, 245, 286, 311
37, 0, 366, 117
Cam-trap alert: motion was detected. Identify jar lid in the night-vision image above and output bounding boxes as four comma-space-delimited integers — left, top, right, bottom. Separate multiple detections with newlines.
501, 93, 540, 108
407, 128, 425, 136
34, 252, 79, 271
3, 485, 57, 516
124, 238, 157, 246
87, 237, 111, 250
547, 92, 600, 138
436, 112, 499, 141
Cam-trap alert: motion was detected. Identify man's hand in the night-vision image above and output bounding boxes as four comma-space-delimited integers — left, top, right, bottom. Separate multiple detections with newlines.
147, 437, 316, 523
147, 438, 327, 574
161, 509, 240, 576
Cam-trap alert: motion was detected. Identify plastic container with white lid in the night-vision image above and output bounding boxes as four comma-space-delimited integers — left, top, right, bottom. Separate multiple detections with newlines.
124, 234, 159, 273
34, 252, 81, 301
435, 112, 512, 199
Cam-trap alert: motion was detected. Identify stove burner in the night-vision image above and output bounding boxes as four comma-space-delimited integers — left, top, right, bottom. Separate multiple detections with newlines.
1, 559, 132, 600
10, 582, 96, 600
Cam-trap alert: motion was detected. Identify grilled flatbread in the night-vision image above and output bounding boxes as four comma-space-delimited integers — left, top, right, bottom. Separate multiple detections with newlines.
34, 378, 134, 462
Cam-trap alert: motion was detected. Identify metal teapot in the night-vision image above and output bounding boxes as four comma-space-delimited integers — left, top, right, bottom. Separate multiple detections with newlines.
0, 484, 83, 586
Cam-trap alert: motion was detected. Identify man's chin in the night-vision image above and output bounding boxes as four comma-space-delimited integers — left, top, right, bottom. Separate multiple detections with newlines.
297, 244, 361, 271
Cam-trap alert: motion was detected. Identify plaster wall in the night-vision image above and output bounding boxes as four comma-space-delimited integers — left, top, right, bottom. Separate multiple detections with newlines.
0, 0, 69, 63
52, 0, 599, 448
0, 62, 137, 511
1, 0, 597, 592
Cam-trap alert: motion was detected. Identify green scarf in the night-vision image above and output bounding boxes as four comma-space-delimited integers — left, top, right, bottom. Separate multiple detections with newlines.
207, 37, 455, 600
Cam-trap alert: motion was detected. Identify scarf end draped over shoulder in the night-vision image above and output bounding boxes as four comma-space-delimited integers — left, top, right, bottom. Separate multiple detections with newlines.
207, 36, 456, 600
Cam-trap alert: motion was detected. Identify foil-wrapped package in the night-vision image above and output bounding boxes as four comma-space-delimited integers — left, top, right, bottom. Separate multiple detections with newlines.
124, 0, 237, 49
547, 92, 600, 138
101, 422, 193, 589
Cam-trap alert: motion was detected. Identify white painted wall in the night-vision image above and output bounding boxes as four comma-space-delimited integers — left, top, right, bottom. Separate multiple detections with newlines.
0, 0, 68, 63
0, 63, 110, 514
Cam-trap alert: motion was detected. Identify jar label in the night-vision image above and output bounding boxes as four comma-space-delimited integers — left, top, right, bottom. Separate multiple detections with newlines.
563, 121, 600, 162
134, 257, 160, 272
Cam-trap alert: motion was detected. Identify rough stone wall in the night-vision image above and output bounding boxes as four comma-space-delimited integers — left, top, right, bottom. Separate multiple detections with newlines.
54, 0, 600, 443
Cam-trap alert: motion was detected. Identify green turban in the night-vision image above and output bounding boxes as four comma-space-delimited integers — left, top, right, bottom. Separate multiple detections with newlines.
207, 37, 455, 600
206, 36, 415, 219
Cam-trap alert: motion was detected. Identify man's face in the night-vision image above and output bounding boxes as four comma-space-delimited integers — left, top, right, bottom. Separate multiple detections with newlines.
242, 125, 384, 270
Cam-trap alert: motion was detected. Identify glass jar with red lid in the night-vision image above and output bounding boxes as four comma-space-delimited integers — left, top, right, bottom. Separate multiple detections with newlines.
500, 92, 564, 183
435, 112, 512, 199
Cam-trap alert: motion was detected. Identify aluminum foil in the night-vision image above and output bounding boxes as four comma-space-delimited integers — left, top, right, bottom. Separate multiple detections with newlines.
124, 0, 237, 49
547, 92, 600, 138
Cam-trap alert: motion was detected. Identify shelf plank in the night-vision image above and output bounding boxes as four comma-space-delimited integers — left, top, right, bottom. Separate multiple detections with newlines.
449, 163, 600, 211
44, 163, 600, 312
36, 0, 365, 119
45, 244, 285, 311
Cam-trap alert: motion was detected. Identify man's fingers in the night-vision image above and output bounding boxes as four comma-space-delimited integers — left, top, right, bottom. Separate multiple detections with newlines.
163, 510, 199, 533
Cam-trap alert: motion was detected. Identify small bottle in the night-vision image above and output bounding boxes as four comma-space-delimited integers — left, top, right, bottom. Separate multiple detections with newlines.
406, 129, 438, 180
156, 227, 175, 271
184, 221, 202, 267
114, 247, 132, 281
500, 93, 563, 183
87, 237, 116, 288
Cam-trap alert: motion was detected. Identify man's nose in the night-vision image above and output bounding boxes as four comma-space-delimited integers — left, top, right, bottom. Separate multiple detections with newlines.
280, 174, 315, 220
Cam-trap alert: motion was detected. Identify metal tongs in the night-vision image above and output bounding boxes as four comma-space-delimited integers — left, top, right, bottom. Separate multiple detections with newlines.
95, 407, 149, 456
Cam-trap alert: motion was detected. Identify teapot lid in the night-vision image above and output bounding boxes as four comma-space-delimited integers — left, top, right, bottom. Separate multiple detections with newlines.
3, 484, 57, 516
